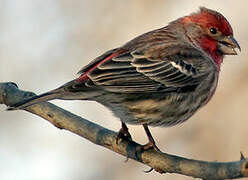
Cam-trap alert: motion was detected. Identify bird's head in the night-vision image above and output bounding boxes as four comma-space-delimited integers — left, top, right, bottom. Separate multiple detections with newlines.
180, 7, 240, 69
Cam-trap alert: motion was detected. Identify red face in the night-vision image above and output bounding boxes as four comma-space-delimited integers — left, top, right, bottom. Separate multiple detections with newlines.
182, 8, 240, 69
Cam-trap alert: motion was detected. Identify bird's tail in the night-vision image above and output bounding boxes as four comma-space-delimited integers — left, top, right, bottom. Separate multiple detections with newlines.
7, 79, 97, 111
7, 88, 65, 111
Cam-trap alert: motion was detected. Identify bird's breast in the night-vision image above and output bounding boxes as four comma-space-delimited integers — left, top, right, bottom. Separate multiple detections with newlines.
120, 72, 219, 127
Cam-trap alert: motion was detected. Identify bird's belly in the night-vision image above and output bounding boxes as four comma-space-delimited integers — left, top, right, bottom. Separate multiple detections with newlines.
100, 92, 206, 127
121, 94, 201, 126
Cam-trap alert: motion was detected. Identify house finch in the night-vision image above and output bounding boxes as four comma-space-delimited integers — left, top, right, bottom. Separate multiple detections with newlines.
9, 7, 240, 151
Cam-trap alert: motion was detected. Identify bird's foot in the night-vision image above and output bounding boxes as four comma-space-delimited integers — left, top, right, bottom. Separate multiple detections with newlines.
141, 142, 163, 173
141, 124, 161, 152
116, 123, 132, 144
116, 128, 132, 143
140, 141, 161, 152
116, 123, 132, 162
136, 139, 162, 173
135, 140, 161, 159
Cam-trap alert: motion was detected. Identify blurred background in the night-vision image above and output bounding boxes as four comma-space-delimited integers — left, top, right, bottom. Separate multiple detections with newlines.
0, 0, 247, 179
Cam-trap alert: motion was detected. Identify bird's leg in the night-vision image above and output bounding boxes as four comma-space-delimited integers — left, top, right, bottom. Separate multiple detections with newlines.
136, 124, 162, 173
116, 122, 132, 144
116, 122, 132, 162
142, 124, 161, 152
135, 124, 162, 173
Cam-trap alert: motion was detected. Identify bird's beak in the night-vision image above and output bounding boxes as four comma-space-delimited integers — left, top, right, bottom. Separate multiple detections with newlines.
218, 36, 241, 55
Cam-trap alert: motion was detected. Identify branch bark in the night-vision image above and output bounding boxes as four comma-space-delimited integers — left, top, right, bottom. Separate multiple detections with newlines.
0, 82, 248, 180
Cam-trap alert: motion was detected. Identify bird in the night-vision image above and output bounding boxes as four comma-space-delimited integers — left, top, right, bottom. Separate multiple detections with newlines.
8, 7, 240, 152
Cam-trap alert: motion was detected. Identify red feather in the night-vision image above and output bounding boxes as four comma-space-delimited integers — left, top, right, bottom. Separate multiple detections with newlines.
76, 51, 121, 82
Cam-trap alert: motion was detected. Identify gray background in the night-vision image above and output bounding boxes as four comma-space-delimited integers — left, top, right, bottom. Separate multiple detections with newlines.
0, 1, 247, 180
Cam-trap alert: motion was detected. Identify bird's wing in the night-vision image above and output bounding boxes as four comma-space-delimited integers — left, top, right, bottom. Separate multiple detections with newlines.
72, 45, 212, 93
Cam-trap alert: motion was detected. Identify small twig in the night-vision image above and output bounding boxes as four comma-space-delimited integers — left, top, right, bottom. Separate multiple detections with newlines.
1, 82, 248, 180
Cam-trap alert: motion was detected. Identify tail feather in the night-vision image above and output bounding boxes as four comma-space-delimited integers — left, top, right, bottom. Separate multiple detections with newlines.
7, 79, 94, 111
7, 89, 64, 111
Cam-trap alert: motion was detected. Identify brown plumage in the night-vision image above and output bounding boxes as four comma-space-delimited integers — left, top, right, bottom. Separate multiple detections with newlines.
8, 7, 240, 151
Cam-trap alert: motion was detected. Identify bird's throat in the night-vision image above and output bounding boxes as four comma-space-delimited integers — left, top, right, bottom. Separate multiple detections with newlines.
200, 37, 223, 71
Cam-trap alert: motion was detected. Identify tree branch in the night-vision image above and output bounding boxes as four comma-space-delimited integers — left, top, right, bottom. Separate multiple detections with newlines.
1, 82, 248, 180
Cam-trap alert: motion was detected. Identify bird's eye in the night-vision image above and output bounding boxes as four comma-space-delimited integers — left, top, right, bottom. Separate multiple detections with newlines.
209, 27, 217, 34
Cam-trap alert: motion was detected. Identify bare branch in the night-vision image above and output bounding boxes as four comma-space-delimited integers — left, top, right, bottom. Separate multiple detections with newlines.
1, 82, 248, 180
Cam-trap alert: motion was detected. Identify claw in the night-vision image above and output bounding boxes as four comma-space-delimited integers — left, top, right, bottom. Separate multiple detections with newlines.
144, 167, 154, 173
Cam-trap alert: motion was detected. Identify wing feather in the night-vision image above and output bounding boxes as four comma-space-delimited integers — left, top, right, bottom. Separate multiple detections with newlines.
81, 48, 209, 92
72, 27, 214, 93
